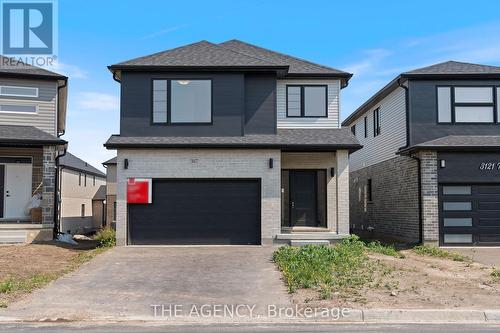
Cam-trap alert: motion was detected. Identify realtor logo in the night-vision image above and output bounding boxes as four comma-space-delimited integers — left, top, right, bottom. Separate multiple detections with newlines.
0, 0, 57, 63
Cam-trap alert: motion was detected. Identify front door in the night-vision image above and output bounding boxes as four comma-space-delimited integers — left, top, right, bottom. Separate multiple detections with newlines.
4, 163, 32, 219
0, 165, 4, 218
290, 171, 318, 227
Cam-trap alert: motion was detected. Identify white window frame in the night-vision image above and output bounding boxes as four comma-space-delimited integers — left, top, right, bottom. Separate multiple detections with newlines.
0, 103, 38, 114
0, 85, 39, 98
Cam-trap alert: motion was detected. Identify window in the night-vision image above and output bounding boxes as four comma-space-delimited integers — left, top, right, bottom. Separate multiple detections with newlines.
78, 173, 82, 186
93, 175, 96, 186
153, 80, 167, 123
171, 80, 211, 123
81, 204, 85, 218
0, 104, 36, 113
437, 86, 496, 123
443, 186, 471, 195
367, 178, 373, 202
84, 173, 87, 187
351, 124, 356, 136
443, 202, 472, 211
364, 116, 368, 138
152, 79, 212, 124
444, 234, 472, 244
113, 201, 117, 222
286, 85, 327, 117
444, 218, 472, 227
0, 85, 38, 97
373, 108, 381, 137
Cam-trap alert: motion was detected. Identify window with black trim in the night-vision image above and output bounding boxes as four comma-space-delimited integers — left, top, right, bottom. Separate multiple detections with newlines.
93, 175, 96, 186
437, 86, 497, 123
81, 204, 85, 218
84, 173, 87, 187
78, 173, 82, 186
364, 116, 368, 138
286, 85, 327, 118
351, 124, 356, 136
373, 108, 381, 137
152, 79, 212, 124
367, 178, 373, 202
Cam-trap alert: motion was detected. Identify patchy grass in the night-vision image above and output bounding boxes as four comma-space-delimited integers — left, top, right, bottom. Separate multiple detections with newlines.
94, 228, 116, 248
273, 236, 375, 298
492, 269, 500, 281
413, 245, 471, 262
365, 241, 405, 258
0, 246, 109, 305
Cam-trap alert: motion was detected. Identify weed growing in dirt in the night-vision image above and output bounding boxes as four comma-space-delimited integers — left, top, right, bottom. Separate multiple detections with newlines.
94, 228, 116, 248
365, 241, 405, 258
492, 269, 500, 281
273, 235, 375, 297
413, 245, 471, 262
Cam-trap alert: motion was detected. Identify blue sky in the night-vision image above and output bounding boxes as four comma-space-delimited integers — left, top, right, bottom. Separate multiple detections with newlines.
54, 0, 500, 170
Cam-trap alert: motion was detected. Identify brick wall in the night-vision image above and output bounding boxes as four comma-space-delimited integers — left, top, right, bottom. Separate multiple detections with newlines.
416, 150, 439, 244
350, 155, 420, 243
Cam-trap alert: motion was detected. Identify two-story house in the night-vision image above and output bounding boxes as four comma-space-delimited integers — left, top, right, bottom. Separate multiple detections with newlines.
105, 40, 361, 246
0, 58, 67, 243
343, 61, 500, 247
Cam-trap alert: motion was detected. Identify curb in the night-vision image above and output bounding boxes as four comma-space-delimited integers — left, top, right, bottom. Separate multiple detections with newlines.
1, 309, 500, 324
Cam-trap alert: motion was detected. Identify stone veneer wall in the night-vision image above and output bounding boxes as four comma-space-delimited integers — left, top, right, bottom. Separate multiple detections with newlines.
42, 145, 56, 225
350, 155, 420, 243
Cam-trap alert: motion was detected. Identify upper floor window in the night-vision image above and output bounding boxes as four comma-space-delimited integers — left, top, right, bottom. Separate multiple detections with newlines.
286, 85, 327, 118
373, 108, 381, 137
438, 86, 497, 123
0, 85, 38, 98
0, 104, 36, 113
364, 116, 368, 138
351, 124, 356, 136
152, 79, 212, 124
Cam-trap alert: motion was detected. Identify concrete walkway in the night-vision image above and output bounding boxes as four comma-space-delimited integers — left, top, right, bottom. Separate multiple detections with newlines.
1, 246, 290, 321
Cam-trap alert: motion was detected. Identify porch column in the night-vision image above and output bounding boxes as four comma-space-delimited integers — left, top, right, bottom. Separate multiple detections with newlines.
42, 145, 56, 225
336, 149, 350, 235
416, 150, 439, 245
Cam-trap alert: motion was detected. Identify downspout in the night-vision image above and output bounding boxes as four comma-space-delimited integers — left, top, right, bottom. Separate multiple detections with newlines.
398, 78, 423, 244
53, 78, 68, 237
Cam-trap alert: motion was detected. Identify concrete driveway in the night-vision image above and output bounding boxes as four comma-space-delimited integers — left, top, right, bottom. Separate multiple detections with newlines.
2, 246, 290, 321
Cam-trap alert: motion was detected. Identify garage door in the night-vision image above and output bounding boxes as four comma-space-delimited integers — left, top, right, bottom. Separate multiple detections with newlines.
128, 179, 261, 245
439, 184, 500, 246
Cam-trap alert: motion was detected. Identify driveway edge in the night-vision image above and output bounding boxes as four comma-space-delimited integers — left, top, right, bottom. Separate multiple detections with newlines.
1, 309, 500, 324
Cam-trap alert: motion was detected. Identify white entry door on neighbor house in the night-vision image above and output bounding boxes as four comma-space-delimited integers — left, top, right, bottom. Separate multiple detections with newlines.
0, 161, 32, 219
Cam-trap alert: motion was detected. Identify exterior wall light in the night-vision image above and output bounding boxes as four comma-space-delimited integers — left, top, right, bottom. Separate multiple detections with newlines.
440, 159, 446, 168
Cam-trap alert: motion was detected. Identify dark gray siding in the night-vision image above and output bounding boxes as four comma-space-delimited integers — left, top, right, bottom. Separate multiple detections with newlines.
120, 72, 245, 137
438, 152, 500, 184
408, 79, 500, 146
244, 74, 276, 134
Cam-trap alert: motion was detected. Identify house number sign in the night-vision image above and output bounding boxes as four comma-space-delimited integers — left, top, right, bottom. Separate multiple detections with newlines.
479, 162, 500, 171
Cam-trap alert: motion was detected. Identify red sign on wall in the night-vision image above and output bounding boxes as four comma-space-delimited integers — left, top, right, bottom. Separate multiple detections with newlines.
127, 178, 152, 204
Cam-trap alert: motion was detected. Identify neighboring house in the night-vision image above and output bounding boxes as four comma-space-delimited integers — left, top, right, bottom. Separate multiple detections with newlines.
102, 156, 117, 229
0, 58, 67, 244
58, 152, 106, 234
343, 61, 500, 247
105, 40, 361, 246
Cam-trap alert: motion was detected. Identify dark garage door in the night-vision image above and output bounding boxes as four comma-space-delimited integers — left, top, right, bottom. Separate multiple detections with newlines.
439, 184, 500, 246
128, 179, 261, 245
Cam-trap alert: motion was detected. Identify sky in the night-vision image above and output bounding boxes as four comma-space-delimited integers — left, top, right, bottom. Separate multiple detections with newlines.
51, 0, 500, 171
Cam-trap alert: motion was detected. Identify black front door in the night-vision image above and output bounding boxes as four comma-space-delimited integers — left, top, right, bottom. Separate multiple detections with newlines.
290, 171, 318, 227
0, 165, 4, 218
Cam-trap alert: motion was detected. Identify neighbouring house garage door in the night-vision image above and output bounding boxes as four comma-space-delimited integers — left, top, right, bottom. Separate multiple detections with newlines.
439, 184, 500, 246
128, 179, 261, 245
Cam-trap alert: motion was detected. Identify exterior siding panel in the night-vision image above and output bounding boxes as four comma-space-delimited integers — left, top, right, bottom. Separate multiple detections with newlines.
277, 79, 340, 129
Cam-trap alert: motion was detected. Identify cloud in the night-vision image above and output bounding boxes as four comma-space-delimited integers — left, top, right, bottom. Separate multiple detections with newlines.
74, 92, 119, 112
340, 21, 500, 119
48, 62, 88, 79
140, 24, 189, 40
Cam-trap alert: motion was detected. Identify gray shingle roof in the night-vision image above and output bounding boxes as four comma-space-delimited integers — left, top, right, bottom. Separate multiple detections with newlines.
0, 56, 66, 79
102, 156, 117, 165
110, 40, 351, 79
0, 125, 66, 145
92, 185, 106, 201
60, 152, 106, 177
400, 136, 500, 153
104, 128, 361, 151
112, 40, 281, 68
403, 61, 500, 76
219, 40, 351, 76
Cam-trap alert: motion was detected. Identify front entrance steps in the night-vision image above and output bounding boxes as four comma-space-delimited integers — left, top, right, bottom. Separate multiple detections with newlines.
276, 231, 350, 245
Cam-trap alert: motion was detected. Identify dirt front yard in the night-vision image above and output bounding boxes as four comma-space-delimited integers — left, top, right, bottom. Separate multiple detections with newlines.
274, 238, 500, 310
0, 241, 105, 307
